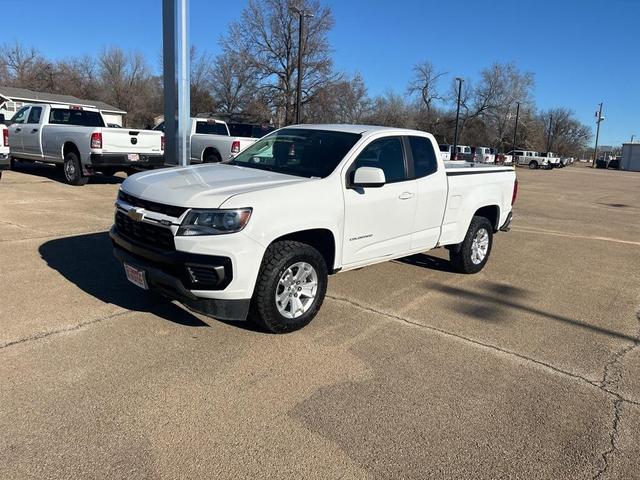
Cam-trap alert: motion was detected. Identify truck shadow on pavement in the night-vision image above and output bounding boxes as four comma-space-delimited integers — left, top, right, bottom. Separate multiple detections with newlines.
429, 281, 638, 343
394, 253, 457, 273
11, 161, 124, 185
38, 231, 210, 327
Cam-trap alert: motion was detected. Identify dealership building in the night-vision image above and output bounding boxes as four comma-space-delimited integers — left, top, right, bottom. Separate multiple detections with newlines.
620, 143, 640, 172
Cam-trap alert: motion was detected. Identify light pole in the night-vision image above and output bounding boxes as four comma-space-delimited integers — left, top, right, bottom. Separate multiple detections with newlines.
511, 101, 520, 154
592, 103, 604, 167
452, 77, 463, 159
290, 6, 313, 125
631, 134, 635, 143
546, 113, 553, 153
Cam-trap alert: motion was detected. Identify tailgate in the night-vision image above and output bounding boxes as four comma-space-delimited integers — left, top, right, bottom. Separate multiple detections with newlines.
237, 137, 257, 151
101, 128, 163, 154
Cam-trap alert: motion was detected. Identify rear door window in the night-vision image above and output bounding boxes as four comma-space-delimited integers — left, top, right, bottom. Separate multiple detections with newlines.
408, 136, 438, 178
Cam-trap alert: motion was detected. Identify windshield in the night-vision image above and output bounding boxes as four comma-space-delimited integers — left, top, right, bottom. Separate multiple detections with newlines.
227, 128, 361, 178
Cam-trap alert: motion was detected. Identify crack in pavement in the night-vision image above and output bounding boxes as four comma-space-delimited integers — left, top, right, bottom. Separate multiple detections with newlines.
326, 294, 640, 479
593, 398, 623, 480
594, 308, 640, 478
0, 310, 133, 351
326, 294, 640, 408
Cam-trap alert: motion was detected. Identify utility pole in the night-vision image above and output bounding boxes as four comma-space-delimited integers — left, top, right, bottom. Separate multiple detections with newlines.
290, 6, 313, 125
452, 77, 463, 159
631, 134, 635, 143
592, 103, 604, 168
162, 0, 190, 166
546, 113, 553, 153
511, 101, 520, 153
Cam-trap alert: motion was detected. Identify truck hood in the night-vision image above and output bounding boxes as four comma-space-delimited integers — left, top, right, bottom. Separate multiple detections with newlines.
121, 163, 309, 209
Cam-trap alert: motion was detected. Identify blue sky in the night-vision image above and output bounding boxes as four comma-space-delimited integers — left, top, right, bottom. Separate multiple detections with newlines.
3, 0, 637, 145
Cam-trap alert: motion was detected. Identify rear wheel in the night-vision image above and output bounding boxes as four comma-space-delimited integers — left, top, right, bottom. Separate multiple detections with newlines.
203, 150, 221, 163
63, 151, 88, 186
249, 240, 328, 333
449, 216, 494, 274
528, 161, 538, 169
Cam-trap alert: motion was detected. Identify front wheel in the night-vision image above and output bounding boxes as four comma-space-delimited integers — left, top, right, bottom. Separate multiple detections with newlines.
249, 240, 328, 333
528, 161, 538, 169
63, 152, 88, 186
449, 216, 494, 274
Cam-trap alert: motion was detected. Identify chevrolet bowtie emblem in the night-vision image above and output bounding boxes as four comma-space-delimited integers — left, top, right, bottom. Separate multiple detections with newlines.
127, 207, 145, 222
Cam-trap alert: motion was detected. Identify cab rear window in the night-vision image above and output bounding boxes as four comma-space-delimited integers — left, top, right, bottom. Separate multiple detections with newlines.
195, 121, 228, 136
49, 109, 105, 127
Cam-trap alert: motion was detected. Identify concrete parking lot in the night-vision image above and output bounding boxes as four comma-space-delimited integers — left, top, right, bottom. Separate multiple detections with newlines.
1, 162, 639, 479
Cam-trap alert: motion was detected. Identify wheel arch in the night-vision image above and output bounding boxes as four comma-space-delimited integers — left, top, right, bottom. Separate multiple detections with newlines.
473, 204, 500, 232
268, 228, 338, 273
202, 146, 222, 163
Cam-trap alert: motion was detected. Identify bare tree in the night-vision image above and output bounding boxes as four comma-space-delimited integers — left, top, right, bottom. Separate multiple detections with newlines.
98, 47, 158, 127
221, 0, 337, 125
211, 51, 258, 115
190, 47, 216, 116
407, 61, 446, 131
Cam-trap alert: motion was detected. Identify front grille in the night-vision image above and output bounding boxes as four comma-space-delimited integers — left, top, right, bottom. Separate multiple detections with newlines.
118, 191, 187, 218
115, 211, 175, 251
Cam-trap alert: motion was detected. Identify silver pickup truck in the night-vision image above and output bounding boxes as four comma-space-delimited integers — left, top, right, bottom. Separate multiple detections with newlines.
153, 118, 264, 163
8, 104, 164, 185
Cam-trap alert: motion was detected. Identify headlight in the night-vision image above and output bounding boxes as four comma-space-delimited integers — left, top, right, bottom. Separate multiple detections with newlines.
177, 208, 252, 236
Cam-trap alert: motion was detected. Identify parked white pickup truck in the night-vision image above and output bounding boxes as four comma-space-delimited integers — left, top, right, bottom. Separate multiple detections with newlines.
111, 125, 517, 333
153, 118, 258, 163
0, 123, 9, 179
8, 104, 164, 185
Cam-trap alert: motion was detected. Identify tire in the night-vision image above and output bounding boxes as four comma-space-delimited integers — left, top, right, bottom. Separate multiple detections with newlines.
249, 240, 328, 333
9, 156, 17, 170
203, 150, 221, 163
62, 151, 88, 186
449, 216, 494, 274
528, 161, 538, 169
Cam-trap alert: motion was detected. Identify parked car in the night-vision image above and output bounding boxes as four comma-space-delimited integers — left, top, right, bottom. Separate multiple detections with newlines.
595, 157, 608, 169
111, 124, 517, 333
507, 150, 550, 169
439, 143, 453, 161
607, 157, 620, 169
154, 118, 257, 163
8, 104, 164, 185
0, 122, 9, 179
540, 152, 560, 169
471, 146, 495, 163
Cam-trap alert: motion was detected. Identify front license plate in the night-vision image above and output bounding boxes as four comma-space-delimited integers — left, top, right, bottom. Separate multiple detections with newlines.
124, 263, 148, 290
128, 153, 140, 162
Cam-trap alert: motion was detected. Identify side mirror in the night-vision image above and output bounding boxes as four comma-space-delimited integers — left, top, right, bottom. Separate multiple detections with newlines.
352, 166, 386, 188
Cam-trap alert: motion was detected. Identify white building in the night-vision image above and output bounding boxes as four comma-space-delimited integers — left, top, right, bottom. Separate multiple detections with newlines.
0, 86, 126, 126
620, 143, 640, 172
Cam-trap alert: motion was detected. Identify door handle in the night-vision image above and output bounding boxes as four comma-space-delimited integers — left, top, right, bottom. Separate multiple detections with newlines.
399, 192, 414, 200
31, 128, 38, 133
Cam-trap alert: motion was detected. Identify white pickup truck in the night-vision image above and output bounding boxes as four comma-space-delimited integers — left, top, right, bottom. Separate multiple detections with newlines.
0, 123, 9, 179
111, 125, 517, 333
8, 104, 164, 185
153, 117, 258, 163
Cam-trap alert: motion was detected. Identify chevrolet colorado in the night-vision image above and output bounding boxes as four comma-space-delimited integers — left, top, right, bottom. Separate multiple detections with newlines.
111, 125, 517, 333
9, 104, 164, 185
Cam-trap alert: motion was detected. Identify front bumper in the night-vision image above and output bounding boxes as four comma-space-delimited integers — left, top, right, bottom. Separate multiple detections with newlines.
89, 153, 165, 168
111, 227, 251, 321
